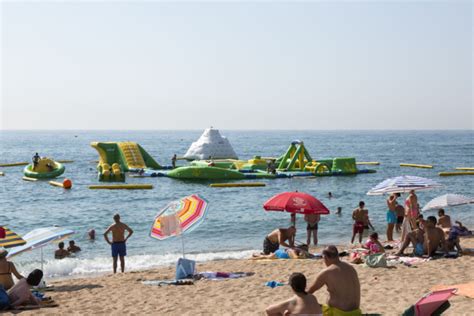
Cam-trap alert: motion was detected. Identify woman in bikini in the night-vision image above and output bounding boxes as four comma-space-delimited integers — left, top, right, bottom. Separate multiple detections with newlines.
0, 249, 24, 290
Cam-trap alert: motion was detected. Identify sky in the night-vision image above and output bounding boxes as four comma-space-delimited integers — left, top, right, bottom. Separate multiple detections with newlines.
1, 1, 472, 130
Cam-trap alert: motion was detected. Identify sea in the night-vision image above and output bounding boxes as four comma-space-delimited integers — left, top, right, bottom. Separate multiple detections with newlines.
1, 130, 473, 279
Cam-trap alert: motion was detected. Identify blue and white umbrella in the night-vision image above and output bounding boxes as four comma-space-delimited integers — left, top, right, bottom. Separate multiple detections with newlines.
422, 194, 474, 211
367, 175, 442, 196
7, 226, 75, 271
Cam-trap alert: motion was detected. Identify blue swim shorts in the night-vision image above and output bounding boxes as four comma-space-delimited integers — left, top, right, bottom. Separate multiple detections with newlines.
111, 242, 127, 257
386, 211, 397, 224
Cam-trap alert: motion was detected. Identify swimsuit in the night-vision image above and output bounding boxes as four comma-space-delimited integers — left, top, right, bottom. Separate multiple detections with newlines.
263, 236, 279, 255
322, 305, 362, 316
353, 221, 364, 234
307, 222, 318, 230
397, 216, 404, 224
111, 241, 127, 257
415, 243, 424, 256
386, 210, 397, 224
274, 249, 290, 259
405, 199, 419, 218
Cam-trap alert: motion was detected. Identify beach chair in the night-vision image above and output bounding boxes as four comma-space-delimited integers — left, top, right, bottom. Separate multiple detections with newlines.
402, 288, 456, 316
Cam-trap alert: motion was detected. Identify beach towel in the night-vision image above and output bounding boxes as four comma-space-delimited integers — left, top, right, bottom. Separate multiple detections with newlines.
195, 271, 254, 280
142, 279, 194, 286
431, 282, 474, 299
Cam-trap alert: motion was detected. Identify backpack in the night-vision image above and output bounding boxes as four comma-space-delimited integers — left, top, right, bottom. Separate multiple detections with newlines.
0, 285, 10, 310
175, 258, 196, 280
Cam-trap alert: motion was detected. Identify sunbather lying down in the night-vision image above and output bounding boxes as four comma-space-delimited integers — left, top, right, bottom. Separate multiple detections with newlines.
252, 245, 314, 259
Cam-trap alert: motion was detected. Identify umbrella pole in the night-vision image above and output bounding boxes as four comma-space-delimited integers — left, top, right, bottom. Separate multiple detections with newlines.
181, 234, 185, 259
41, 247, 44, 272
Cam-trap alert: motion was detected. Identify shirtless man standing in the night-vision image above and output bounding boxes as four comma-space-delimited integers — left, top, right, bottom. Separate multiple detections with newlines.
104, 214, 134, 273
386, 193, 400, 241
304, 214, 320, 246
396, 216, 446, 257
262, 226, 296, 255
351, 202, 366, 244
437, 209, 452, 233
308, 245, 361, 315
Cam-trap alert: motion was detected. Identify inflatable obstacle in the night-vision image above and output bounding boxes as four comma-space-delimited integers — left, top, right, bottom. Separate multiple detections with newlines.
91, 142, 162, 182
89, 184, 153, 190
400, 163, 433, 169
210, 182, 266, 187
49, 179, 72, 189
456, 167, 474, 171
356, 162, 380, 165
24, 158, 65, 179
0, 162, 29, 167
439, 172, 474, 176
22, 176, 38, 182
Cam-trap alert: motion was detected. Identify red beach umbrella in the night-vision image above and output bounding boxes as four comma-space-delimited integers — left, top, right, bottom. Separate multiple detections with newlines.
263, 192, 330, 215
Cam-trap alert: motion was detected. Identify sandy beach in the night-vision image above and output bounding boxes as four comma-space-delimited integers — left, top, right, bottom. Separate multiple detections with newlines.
7, 238, 473, 315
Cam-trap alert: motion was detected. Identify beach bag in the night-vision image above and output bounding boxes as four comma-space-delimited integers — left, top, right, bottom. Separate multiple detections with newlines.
365, 253, 387, 268
0, 285, 10, 310
175, 258, 196, 280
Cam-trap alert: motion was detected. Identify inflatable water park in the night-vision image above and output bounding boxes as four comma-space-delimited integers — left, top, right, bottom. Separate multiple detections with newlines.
23, 157, 65, 179
90, 128, 376, 181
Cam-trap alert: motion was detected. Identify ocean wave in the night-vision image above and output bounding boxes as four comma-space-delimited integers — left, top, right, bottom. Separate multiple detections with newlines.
16, 249, 258, 279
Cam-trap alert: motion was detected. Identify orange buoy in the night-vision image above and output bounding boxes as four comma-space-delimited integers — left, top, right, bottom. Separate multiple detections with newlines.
63, 178, 72, 189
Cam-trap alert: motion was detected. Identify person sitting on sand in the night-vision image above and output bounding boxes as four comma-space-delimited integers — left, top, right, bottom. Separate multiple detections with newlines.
362, 232, 385, 254
446, 221, 472, 253
0, 248, 24, 291
304, 214, 320, 246
7, 269, 43, 308
253, 244, 313, 260
351, 202, 366, 244
262, 227, 296, 255
308, 245, 362, 316
396, 216, 447, 257
265, 272, 322, 316
437, 209, 452, 232
54, 242, 69, 259
67, 240, 81, 253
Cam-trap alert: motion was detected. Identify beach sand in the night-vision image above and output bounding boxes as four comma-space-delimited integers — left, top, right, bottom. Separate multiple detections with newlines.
10, 238, 474, 315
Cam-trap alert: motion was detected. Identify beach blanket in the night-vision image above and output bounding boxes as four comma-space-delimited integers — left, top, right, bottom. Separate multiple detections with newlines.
142, 279, 194, 286
194, 271, 254, 280
386, 256, 429, 267
431, 282, 474, 299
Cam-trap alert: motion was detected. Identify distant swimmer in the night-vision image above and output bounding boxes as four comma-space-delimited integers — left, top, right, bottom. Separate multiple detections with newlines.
335, 207, 342, 215
104, 213, 133, 273
67, 240, 81, 253
88, 229, 96, 240
328, 192, 333, 199
54, 242, 69, 259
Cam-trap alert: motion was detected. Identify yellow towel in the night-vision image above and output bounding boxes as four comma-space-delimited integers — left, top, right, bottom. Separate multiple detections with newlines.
322, 305, 362, 316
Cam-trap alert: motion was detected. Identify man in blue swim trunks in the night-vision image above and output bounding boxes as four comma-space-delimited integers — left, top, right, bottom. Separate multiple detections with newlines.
104, 214, 134, 273
386, 193, 400, 241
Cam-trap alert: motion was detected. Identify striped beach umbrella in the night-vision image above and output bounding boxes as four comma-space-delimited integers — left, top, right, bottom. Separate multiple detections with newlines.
367, 175, 442, 195
422, 194, 474, 211
151, 194, 209, 241
0, 227, 26, 248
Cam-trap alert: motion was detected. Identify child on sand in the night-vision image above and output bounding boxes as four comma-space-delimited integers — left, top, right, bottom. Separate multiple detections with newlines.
362, 232, 385, 254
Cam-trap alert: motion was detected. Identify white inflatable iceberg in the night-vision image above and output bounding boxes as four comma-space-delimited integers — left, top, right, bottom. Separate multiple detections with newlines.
184, 128, 238, 160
